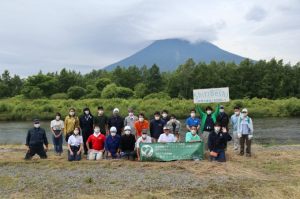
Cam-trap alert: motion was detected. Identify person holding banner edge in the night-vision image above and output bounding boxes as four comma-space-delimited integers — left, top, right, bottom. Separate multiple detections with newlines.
196, 104, 220, 150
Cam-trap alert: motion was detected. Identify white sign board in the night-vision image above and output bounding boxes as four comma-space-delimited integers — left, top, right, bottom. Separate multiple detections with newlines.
193, 87, 230, 104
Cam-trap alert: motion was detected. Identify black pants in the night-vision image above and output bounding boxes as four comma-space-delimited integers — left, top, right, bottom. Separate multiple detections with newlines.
68, 146, 81, 161
25, 146, 47, 160
240, 135, 251, 155
65, 133, 72, 142
120, 151, 136, 160
82, 131, 92, 155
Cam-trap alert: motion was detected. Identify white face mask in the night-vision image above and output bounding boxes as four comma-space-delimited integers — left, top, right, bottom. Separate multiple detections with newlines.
111, 132, 116, 136
220, 109, 224, 113
139, 118, 144, 122
142, 134, 147, 139
98, 110, 104, 115
214, 127, 221, 132
191, 113, 196, 117
125, 130, 131, 135
162, 113, 167, 118
191, 130, 197, 135
55, 116, 60, 121
155, 116, 160, 120
129, 112, 134, 117
84, 110, 90, 115
171, 119, 176, 123
94, 129, 100, 133
242, 113, 248, 118
34, 124, 40, 128
206, 110, 212, 115
74, 130, 79, 135
69, 111, 75, 116
234, 111, 240, 116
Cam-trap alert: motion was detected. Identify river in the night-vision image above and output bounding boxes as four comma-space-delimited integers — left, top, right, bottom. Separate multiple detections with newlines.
0, 118, 299, 145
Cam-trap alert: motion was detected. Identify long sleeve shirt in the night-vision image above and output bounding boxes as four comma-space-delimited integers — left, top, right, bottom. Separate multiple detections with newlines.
26, 127, 48, 147
105, 135, 121, 154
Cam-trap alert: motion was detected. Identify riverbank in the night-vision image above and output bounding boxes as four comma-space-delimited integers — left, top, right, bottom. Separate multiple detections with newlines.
0, 144, 299, 198
0, 97, 299, 121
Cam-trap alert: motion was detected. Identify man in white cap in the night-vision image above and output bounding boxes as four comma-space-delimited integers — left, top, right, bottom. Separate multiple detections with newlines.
158, 126, 176, 143
105, 126, 121, 159
108, 108, 124, 136
119, 126, 136, 160
237, 108, 254, 157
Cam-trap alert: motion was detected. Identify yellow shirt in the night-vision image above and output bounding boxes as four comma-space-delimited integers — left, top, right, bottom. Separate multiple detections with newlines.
64, 116, 80, 135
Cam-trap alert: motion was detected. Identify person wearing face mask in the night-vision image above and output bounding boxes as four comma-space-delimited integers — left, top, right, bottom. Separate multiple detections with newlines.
93, 106, 108, 135
79, 107, 94, 155
216, 105, 230, 131
161, 110, 170, 124
237, 108, 254, 157
185, 109, 201, 132
135, 131, 152, 161
150, 111, 165, 142
86, 125, 106, 160
185, 126, 201, 142
25, 119, 49, 160
108, 108, 124, 136
50, 113, 64, 156
158, 126, 176, 143
119, 126, 136, 160
105, 127, 121, 159
208, 123, 232, 162
134, 113, 149, 139
124, 108, 138, 136
196, 104, 220, 150
67, 127, 83, 161
64, 108, 80, 142
230, 106, 241, 151
166, 114, 181, 141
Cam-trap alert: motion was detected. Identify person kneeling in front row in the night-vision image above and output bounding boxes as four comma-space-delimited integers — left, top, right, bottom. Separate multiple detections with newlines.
86, 125, 106, 160
25, 119, 48, 160
105, 127, 121, 159
67, 127, 83, 161
208, 123, 232, 162
120, 126, 136, 160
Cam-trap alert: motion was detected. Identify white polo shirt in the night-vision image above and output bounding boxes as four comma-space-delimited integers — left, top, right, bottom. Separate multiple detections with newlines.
158, 133, 176, 143
68, 135, 83, 147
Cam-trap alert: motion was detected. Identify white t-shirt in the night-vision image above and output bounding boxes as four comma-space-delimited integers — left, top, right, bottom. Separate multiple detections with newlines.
158, 133, 176, 143
135, 136, 152, 149
68, 135, 83, 147
50, 120, 64, 131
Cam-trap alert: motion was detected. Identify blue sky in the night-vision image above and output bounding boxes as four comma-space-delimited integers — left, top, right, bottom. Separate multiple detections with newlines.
0, 0, 299, 76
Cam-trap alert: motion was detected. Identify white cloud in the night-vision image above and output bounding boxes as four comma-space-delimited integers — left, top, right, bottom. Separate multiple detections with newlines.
0, 0, 299, 76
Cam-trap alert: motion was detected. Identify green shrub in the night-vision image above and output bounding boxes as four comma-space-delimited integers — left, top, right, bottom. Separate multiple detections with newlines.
50, 93, 68, 99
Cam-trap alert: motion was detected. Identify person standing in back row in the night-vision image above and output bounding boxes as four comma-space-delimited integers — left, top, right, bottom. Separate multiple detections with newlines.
216, 105, 229, 131
196, 104, 220, 150
108, 108, 124, 136
134, 113, 149, 139
50, 113, 64, 156
64, 108, 80, 142
79, 107, 94, 155
93, 106, 108, 135
124, 108, 138, 136
237, 108, 254, 157
230, 106, 241, 151
150, 111, 165, 142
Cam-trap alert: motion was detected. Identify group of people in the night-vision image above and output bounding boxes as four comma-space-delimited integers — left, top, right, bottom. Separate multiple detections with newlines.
24, 105, 254, 162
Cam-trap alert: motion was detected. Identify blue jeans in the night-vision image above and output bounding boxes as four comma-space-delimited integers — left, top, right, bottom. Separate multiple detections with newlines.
52, 133, 63, 153
210, 149, 226, 162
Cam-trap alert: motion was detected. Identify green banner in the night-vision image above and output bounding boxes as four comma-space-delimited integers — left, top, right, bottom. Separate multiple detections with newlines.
140, 142, 204, 162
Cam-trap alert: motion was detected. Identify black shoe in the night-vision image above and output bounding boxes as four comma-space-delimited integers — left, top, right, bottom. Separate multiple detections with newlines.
239, 152, 244, 156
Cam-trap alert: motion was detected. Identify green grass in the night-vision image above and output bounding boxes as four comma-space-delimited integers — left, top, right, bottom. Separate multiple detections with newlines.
0, 97, 299, 121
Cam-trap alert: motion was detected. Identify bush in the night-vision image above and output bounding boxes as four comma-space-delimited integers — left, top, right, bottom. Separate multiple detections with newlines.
67, 86, 86, 99
50, 93, 68, 99
101, 84, 134, 99
134, 83, 147, 98
144, 92, 171, 100
96, 78, 111, 91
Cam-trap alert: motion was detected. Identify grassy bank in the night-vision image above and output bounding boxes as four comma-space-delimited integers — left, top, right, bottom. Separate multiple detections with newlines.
0, 97, 299, 121
0, 144, 300, 198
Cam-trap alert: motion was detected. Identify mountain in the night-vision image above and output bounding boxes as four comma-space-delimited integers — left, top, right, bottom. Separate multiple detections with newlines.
104, 39, 247, 71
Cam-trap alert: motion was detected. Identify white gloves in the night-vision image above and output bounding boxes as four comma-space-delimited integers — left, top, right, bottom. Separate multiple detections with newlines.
238, 133, 242, 138
248, 135, 253, 140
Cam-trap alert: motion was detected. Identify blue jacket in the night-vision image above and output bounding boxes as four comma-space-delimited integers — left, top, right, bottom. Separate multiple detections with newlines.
105, 135, 121, 154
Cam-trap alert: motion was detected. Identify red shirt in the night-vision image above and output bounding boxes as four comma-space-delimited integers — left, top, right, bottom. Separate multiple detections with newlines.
87, 134, 106, 150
